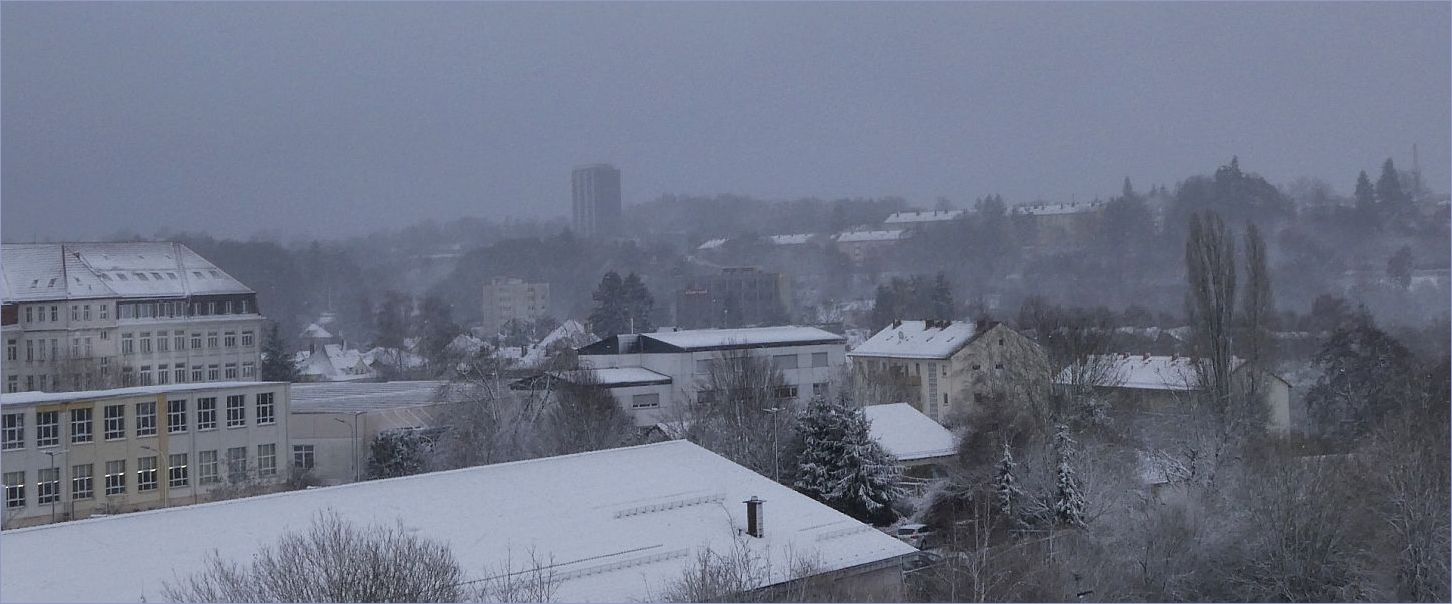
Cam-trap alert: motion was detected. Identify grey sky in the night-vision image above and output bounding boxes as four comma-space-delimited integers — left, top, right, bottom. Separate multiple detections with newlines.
3, 2, 1448, 241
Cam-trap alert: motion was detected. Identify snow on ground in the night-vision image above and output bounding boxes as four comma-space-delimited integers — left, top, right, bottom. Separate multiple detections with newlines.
0, 441, 915, 603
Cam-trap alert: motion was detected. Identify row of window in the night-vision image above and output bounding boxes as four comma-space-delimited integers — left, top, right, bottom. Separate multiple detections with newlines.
121, 330, 255, 355
2, 444, 278, 508
122, 361, 255, 386
117, 297, 252, 320
5, 336, 104, 364
21, 304, 109, 325
0, 393, 276, 450
692, 351, 832, 375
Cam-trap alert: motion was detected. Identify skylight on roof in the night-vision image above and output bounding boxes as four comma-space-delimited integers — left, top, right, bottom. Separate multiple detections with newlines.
135, 273, 149, 281
166, 273, 177, 279
151, 272, 163, 280
47, 278, 57, 287
116, 274, 129, 281
193, 271, 205, 279
209, 270, 221, 277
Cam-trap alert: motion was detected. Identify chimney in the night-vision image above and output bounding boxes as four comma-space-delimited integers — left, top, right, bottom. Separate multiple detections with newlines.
744, 496, 765, 538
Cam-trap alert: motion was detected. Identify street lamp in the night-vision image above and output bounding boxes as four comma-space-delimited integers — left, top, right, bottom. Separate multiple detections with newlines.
138, 444, 171, 509
42, 449, 67, 523
332, 410, 363, 482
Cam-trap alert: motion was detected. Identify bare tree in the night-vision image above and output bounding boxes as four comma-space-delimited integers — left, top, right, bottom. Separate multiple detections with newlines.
1184, 211, 1237, 420
675, 347, 793, 478
655, 534, 827, 603
162, 510, 465, 602
539, 368, 637, 456
473, 548, 561, 603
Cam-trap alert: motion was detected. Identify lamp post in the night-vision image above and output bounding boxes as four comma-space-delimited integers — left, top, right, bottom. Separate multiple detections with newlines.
763, 407, 782, 483
42, 449, 67, 523
139, 444, 169, 509
332, 410, 363, 482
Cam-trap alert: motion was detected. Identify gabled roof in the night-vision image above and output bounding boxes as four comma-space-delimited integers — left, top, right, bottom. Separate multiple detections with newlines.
0, 441, 916, 603
1055, 354, 1281, 391
848, 320, 980, 360
862, 403, 959, 461
767, 233, 815, 245
299, 323, 334, 339
696, 238, 728, 251
0, 242, 252, 303
883, 210, 964, 224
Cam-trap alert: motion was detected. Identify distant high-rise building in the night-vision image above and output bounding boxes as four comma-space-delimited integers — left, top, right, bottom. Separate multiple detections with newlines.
571, 164, 621, 238
481, 277, 550, 335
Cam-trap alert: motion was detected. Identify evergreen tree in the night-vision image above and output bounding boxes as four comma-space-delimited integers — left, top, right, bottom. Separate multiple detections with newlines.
622, 272, 656, 333
993, 441, 1023, 527
929, 273, 955, 320
260, 322, 300, 382
374, 290, 411, 350
366, 429, 431, 479
1377, 158, 1408, 208
588, 272, 630, 338
794, 398, 904, 525
1387, 246, 1414, 290
1240, 222, 1275, 369
1354, 170, 1377, 217
416, 294, 460, 371
1051, 424, 1086, 528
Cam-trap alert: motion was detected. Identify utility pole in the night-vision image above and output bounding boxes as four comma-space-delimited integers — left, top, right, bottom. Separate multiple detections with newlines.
43, 450, 67, 523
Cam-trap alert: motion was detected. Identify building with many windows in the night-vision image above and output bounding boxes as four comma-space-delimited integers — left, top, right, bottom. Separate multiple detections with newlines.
480, 277, 551, 335
1, 242, 265, 394
674, 267, 791, 329
560, 326, 847, 425
571, 163, 622, 238
0, 381, 290, 528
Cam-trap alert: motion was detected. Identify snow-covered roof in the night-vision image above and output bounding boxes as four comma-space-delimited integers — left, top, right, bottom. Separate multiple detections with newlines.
1, 242, 253, 303
552, 366, 673, 387
0, 441, 916, 603
1055, 354, 1239, 391
848, 320, 980, 360
0, 381, 282, 408
833, 229, 909, 243
289, 380, 453, 413
883, 210, 964, 224
519, 320, 594, 367
767, 233, 815, 245
299, 345, 374, 382
1010, 201, 1105, 216
696, 238, 728, 251
299, 322, 334, 339
641, 326, 845, 351
862, 404, 958, 461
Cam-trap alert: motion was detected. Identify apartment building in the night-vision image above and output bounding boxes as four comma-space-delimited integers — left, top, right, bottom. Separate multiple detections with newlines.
1, 242, 264, 394
848, 320, 1043, 424
0, 381, 290, 528
572, 163, 622, 238
570, 326, 847, 425
674, 267, 791, 329
480, 277, 550, 335
1010, 201, 1106, 251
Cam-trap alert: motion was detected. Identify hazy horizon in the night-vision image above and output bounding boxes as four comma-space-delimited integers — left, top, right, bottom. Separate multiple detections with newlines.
4, 2, 1448, 241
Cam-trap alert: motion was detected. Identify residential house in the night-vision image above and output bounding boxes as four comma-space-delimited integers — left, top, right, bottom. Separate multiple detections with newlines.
1055, 353, 1292, 431
861, 403, 958, 473
480, 277, 550, 335
832, 229, 911, 265
1010, 201, 1106, 251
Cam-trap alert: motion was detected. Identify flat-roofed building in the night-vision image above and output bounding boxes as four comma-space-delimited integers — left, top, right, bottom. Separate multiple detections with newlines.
0, 440, 917, 603
287, 380, 460, 485
572, 163, 622, 238
0, 381, 290, 528
1, 242, 265, 394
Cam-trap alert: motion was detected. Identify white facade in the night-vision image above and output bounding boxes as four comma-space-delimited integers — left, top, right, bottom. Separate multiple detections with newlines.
577, 327, 847, 425
287, 381, 456, 484
0, 381, 290, 528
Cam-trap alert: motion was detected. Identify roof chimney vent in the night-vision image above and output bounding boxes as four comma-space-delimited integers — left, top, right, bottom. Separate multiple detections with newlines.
744, 496, 765, 538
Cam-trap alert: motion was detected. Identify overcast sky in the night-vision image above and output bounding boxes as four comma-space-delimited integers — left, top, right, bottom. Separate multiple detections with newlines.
3, 2, 1448, 241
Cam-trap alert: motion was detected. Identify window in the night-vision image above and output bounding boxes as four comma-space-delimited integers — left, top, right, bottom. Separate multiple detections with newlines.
4, 471, 24, 508
174, 331, 186, 351
5, 339, 14, 361
137, 456, 158, 491
104, 405, 125, 439
293, 445, 315, 470
258, 444, 276, 476
224, 363, 238, 380
140, 332, 152, 354
139, 365, 154, 386
2, 414, 23, 450
168, 453, 189, 488
224, 331, 236, 347
191, 365, 203, 382
191, 333, 202, 349
36, 411, 59, 447
105, 460, 126, 495
207, 332, 218, 349
135, 402, 157, 437
37, 468, 60, 504
772, 385, 799, 399
83, 305, 92, 321
70, 407, 93, 443
631, 393, 661, 409
241, 331, 255, 347
36, 339, 45, 362
100, 304, 109, 320
168, 400, 187, 433
121, 333, 134, 355
242, 362, 256, 378
175, 367, 187, 384
24, 307, 32, 323
812, 352, 829, 368
695, 359, 710, 374
207, 365, 219, 381
85, 337, 93, 357
157, 364, 170, 385
72, 464, 93, 500
49, 306, 58, 322
71, 305, 79, 321
226, 447, 247, 482
158, 334, 169, 353
256, 393, 275, 425
5, 376, 14, 393
197, 398, 217, 430
121, 367, 135, 386
772, 354, 799, 370
812, 382, 828, 397
198, 450, 219, 484
226, 395, 245, 427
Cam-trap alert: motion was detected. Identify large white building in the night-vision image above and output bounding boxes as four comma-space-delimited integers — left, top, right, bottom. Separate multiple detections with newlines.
287, 380, 458, 485
0, 440, 917, 603
1, 242, 265, 394
567, 326, 847, 425
1, 381, 290, 529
